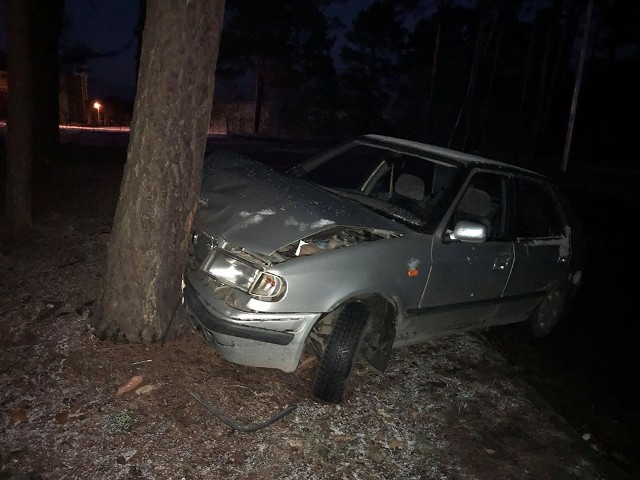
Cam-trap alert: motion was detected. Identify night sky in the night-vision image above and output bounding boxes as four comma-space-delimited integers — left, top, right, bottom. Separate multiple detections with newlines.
1, 0, 375, 101
61, 0, 141, 100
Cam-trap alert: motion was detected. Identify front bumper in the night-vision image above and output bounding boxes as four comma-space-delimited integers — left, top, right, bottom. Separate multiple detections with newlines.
183, 270, 321, 372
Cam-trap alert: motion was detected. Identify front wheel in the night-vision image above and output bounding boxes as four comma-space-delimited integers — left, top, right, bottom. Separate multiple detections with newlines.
313, 302, 370, 404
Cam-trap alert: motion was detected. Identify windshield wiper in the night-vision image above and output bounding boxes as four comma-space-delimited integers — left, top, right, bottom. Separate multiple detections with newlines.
322, 187, 426, 228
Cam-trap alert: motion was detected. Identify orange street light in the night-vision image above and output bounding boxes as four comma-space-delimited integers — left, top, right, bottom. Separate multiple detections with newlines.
93, 101, 102, 125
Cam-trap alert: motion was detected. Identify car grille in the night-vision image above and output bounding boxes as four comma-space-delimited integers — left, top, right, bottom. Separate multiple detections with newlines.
193, 231, 214, 264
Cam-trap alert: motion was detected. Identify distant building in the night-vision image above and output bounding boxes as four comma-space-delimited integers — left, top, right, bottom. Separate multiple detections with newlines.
210, 98, 278, 136
0, 70, 89, 124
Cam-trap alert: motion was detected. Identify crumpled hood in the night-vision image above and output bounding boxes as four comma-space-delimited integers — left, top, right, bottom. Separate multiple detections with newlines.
194, 153, 406, 255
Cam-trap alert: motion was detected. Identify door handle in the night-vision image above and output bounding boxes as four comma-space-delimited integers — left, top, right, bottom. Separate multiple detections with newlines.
493, 259, 510, 271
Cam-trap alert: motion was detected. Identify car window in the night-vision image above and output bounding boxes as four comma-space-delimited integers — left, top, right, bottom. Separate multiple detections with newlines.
449, 172, 509, 241
294, 142, 462, 231
366, 157, 457, 199
298, 144, 387, 191
514, 178, 564, 239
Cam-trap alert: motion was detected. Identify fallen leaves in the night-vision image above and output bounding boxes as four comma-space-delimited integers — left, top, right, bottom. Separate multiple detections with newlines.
55, 411, 70, 425
10, 409, 28, 424
97, 232, 111, 246
135, 384, 159, 395
289, 439, 303, 449
387, 438, 407, 450
116, 375, 143, 396
297, 355, 317, 371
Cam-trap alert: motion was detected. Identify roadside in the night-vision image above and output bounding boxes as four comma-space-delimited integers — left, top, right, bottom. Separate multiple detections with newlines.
0, 137, 632, 479
484, 177, 640, 477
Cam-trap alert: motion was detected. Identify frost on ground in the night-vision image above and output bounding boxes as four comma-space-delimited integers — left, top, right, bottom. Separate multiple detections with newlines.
0, 158, 622, 480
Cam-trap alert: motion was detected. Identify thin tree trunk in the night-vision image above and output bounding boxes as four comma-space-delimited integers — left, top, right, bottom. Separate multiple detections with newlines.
530, 0, 561, 161
461, 5, 497, 150
427, 13, 441, 109
426, 2, 444, 136
448, 3, 489, 149
93, 0, 226, 343
561, 0, 594, 172
532, 0, 581, 160
253, 56, 265, 135
5, 0, 34, 232
479, 18, 504, 150
516, 19, 536, 138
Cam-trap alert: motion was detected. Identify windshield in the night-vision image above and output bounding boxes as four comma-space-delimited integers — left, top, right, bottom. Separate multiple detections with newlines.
291, 141, 462, 231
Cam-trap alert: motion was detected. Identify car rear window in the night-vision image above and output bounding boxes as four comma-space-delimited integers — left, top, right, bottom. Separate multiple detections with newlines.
514, 178, 564, 238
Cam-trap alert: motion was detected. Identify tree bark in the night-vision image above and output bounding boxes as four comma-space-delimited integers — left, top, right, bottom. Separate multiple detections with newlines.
93, 0, 226, 343
5, 0, 34, 232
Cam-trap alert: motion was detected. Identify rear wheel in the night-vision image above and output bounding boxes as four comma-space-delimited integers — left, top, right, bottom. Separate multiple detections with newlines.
530, 283, 570, 338
313, 302, 370, 404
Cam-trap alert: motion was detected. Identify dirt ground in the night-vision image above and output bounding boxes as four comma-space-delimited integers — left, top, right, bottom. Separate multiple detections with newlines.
0, 139, 632, 479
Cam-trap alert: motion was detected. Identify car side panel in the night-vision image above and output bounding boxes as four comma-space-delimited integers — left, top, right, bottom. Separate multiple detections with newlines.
403, 238, 513, 339
493, 236, 570, 326
245, 235, 432, 315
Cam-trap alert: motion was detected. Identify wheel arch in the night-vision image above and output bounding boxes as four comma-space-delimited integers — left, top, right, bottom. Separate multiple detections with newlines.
357, 294, 398, 372
316, 293, 399, 372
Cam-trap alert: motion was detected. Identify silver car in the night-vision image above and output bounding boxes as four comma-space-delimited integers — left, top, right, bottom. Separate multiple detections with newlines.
183, 135, 585, 403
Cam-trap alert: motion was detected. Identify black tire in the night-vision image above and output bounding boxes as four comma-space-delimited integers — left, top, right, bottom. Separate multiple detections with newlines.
530, 282, 570, 338
313, 302, 370, 404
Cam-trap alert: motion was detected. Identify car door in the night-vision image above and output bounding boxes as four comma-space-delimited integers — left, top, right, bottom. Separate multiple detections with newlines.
405, 171, 514, 340
492, 176, 570, 326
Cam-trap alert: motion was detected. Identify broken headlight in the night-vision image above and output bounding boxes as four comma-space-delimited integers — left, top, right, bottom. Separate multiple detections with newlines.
202, 250, 286, 301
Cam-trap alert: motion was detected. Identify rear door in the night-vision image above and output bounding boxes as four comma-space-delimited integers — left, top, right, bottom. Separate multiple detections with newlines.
492, 176, 570, 326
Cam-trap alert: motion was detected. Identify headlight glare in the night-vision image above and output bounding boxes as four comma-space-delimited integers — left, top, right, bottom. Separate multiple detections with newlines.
203, 250, 286, 301
203, 252, 260, 291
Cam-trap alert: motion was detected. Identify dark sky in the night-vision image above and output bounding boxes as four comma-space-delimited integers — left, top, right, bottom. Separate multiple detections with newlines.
11, 0, 374, 102
0, 0, 140, 99
61, 0, 141, 101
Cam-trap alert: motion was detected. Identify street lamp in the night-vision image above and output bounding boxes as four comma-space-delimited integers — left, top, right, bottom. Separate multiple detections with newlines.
93, 101, 102, 125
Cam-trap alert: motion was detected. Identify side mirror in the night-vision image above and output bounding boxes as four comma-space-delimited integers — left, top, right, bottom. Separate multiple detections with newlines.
447, 220, 487, 243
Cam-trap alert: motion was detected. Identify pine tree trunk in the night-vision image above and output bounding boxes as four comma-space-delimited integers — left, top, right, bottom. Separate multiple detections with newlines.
447, 2, 489, 149
93, 0, 225, 343
253, 56, 265, 135
561, 0, 594, 172
426, 2, 444, 137
5, 0, 34, 232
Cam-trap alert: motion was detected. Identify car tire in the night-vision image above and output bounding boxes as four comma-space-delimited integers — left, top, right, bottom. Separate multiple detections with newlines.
529, 282, 570, 338
313, 302, 370, 404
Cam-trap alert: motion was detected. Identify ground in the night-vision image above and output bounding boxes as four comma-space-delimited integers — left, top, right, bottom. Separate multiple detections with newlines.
0, 135, 634, 479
